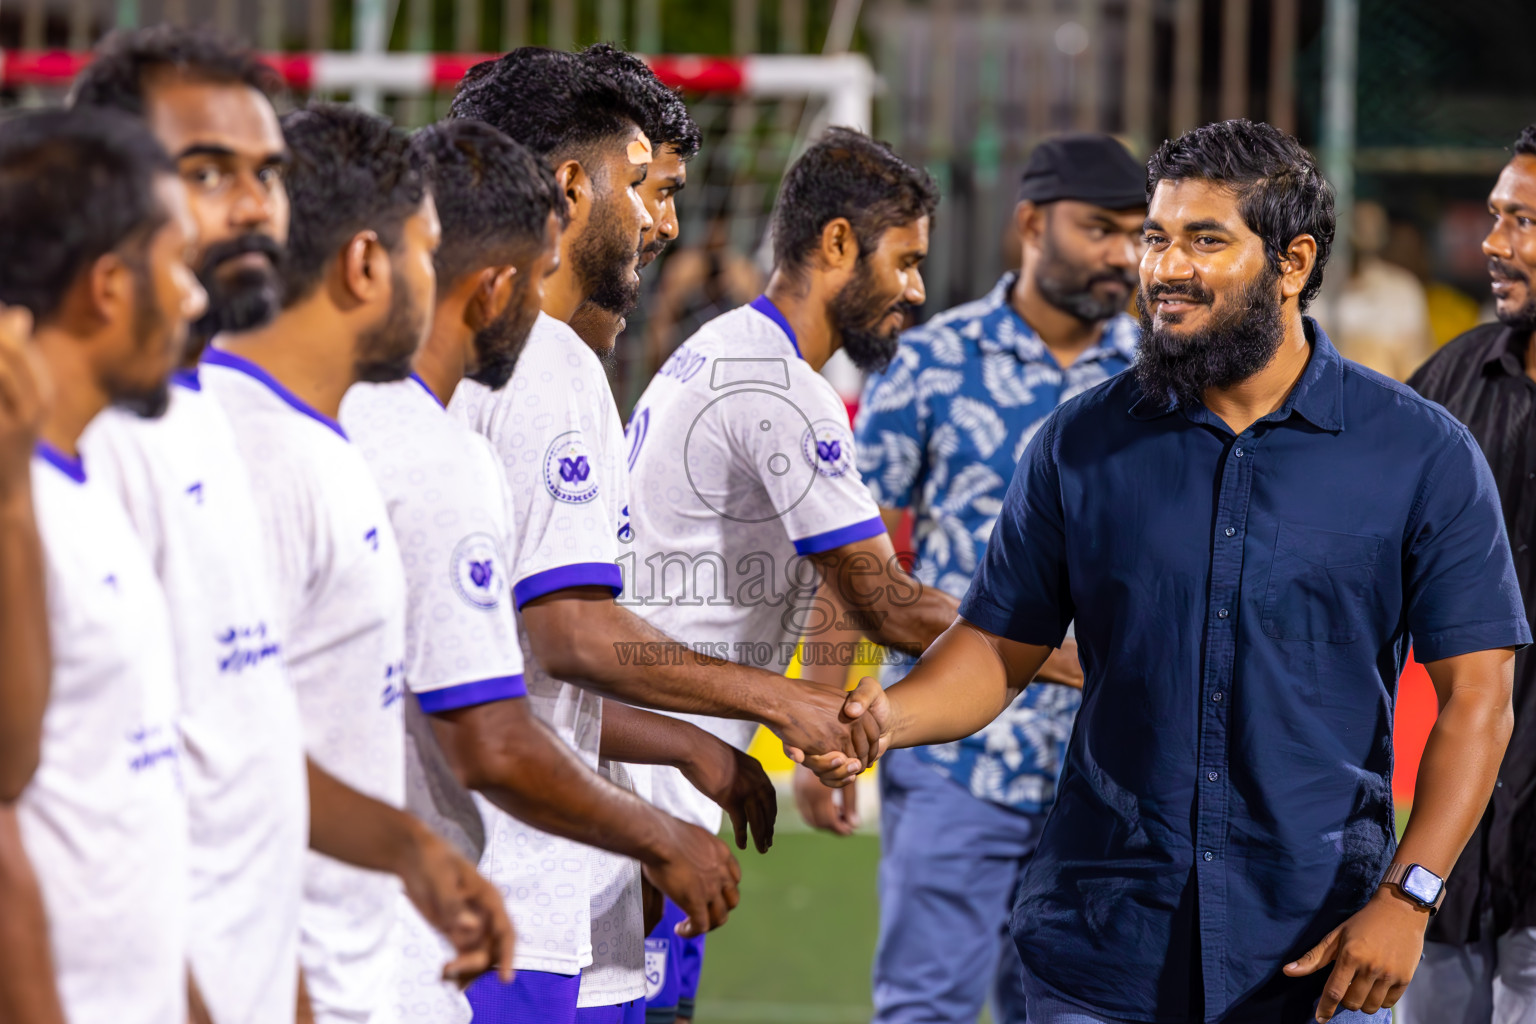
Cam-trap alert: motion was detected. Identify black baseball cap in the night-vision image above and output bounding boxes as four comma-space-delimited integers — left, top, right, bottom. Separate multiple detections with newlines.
1017, 133, 1146, 210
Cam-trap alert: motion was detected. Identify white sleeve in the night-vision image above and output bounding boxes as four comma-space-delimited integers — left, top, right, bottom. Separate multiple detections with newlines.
724, 368, 884, 555
480, 376, 625, 610
403, 439, 526, 713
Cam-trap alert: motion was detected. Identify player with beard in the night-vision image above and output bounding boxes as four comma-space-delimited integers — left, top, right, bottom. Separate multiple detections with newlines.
345, 118, 773, 1024
800, 133, 1144, 1024
622, 129, 962, 1017
0, 106, 205, 1024
815, 119, 1529, 1024
567, 44, 700, 354
1400, 125, 1536, 1024
73, 29, 513, 1024
449, 48, 825, 1022
202, 103, 513, 1024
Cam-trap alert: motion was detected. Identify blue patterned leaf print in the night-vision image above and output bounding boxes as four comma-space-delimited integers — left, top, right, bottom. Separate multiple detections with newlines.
915, 367, 965, 406
874, 431, 922, 499
918, 325, 967, 366
982, 354, 1037, 408
949, 396, 1007, 458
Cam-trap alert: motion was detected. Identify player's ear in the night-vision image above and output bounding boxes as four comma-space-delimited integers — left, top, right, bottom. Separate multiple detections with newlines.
1277, 234, 1317, 303
554, 159, 589, 227
819, 217, 858, 272
83, 250, 133, 329
340, 229, 387, 305
467, 265, 517, 330
1015, 201, 1043, 247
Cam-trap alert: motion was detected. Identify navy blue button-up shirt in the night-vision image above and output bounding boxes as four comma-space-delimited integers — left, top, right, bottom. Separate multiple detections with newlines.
960, 322, 1529, 1022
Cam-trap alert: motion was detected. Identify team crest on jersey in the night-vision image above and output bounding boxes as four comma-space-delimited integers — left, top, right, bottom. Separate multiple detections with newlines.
543, 430, 601, 504
451, 532, 507, 610
801, 419, 856, 478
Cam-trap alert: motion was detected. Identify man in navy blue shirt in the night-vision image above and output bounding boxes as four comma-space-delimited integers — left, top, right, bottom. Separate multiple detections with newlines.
812, 119, 1529, 1024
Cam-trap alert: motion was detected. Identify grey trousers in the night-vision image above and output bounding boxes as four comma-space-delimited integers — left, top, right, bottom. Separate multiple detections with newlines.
1395, 927, 1536, 1024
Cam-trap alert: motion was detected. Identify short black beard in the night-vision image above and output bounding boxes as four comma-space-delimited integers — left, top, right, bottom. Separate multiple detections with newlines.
193, 234, 285, 343
831, 258, 911, 373
577, 193, 641, 316
467, 278, 538, 390
1490, 258, 1536, 334
1134, 265, 1284, 408
1034, 220, 1136, 324
353, 272, 425, 384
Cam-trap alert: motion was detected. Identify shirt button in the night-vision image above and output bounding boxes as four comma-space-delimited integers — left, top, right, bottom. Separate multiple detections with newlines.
1234, 446, 1244, 458
1217, 608, 1230, 619
1203, 851, 1214, 862
1224, 527, 1235, 537
1212, 691, 1224, 702
1208, 771, 1219, 782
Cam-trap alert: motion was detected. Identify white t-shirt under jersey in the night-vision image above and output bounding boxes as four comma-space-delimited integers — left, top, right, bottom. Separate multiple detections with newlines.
452, 312, 643, 1000
623, 297, 884, 831
343, 374, 531, 1024
20, 442, 188, 1024
81, 370, 308, 1024
204, 349, 407, 1024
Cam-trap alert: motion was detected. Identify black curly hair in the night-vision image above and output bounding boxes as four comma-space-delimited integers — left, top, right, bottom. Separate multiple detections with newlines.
447, 46, 649, 167
70, 24, 281, 115
1147, 118, 1335, 311
771, 127, 939, 275
580, 44, 701, 161
0, 107, 174, 322
411, 119, 567, 285
1514, 125, 1536, 159
278, 103, 428, 305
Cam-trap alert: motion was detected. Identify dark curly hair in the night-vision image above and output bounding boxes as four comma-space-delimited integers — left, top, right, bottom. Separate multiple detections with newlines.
411, 119, 567, 285
580, 44, 701, 161
771, 127, 938, 275
0, 107, 173, 322
1147, 118, 1335, 311
1513, 125, 1536, 159
278, 103, 428, 305
448, 46, 649, 166
69, 24, 281, 115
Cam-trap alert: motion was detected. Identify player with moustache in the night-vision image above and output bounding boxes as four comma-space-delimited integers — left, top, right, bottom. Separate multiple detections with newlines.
201, 103, 513, 1024
566, 44, 699, 353
815, 119, 1529, 1024
445, 48, 793, 1018
0, 106, 206, 1024
343, 119, 769, 1024
68, 29, 311, 1023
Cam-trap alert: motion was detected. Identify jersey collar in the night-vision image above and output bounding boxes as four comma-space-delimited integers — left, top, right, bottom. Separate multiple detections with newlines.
748, 294, 804, 360
202, 348, 349, 441
35, 440, 86, 484
409, 371, 446, 410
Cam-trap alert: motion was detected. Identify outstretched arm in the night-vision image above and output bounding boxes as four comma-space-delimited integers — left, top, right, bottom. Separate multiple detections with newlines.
805, 534, 957, 657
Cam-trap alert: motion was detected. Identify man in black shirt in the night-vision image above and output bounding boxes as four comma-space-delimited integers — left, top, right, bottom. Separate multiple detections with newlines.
1405, 124, 1536, 1023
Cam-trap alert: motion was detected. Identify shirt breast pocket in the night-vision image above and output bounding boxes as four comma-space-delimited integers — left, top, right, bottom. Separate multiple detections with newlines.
1261, 522, 1383, 643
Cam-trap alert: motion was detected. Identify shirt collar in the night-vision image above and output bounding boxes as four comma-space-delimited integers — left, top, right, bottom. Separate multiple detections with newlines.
1127, 317, 1345, 433
171, 367, 201, 391
1481, 325, 1529, 379
979, 272, 1140, 367
202, 347, 349, 441
409, 371, 446, 410
35, 440, 86, 483
748, 295, 803, 360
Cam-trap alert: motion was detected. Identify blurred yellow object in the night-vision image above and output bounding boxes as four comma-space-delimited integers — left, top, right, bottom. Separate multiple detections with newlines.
1427, 281, 1483, 348
746, 642, 889, 775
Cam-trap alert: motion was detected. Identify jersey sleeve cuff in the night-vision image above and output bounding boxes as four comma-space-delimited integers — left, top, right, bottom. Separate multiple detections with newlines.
791, 516, 887, 556
415, 674, 527, 714
512, 562, 624, 609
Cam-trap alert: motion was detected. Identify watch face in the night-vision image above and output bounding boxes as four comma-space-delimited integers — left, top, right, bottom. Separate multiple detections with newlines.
1403, 864, 1444, 904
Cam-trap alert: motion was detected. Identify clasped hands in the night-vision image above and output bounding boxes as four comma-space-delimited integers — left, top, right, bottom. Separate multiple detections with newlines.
780, 676, 891, 788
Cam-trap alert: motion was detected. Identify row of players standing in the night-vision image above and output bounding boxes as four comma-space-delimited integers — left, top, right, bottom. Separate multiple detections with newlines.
0, 26, 957, 1024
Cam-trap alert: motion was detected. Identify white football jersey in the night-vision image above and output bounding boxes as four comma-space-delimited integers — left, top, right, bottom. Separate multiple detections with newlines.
203, 349, 407, 1024
451, 312, 637, 981
80, 371, 308, 1024
577, 759, 646, 1008
343, 374, 530, 1022
624, 297, 884, 829
21, 443, 187, 1024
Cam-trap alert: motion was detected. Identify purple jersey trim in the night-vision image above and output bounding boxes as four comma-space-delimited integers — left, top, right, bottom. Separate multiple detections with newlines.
171, 367, 202, 391
748, 294, 803, 360
416, 673, 527, 713
791, 515, 886, 556
512, 562, 624, 610
202, 348, 349, 441
34, 441, 86, 484
409, 371, 446, 409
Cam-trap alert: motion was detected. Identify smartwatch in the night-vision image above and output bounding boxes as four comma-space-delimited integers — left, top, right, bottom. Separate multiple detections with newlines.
1381, 862, 1446, 913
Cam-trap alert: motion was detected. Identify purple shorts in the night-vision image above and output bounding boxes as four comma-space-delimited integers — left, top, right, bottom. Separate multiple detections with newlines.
466, 971, 644, 1024
644, 898, 708, 1023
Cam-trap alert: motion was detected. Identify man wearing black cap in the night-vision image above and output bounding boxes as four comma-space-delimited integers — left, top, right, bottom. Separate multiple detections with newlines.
794, 132, 1144, 1024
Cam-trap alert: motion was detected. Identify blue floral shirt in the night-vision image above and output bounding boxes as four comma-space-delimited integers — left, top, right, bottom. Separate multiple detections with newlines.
853, 273, 1139, 812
